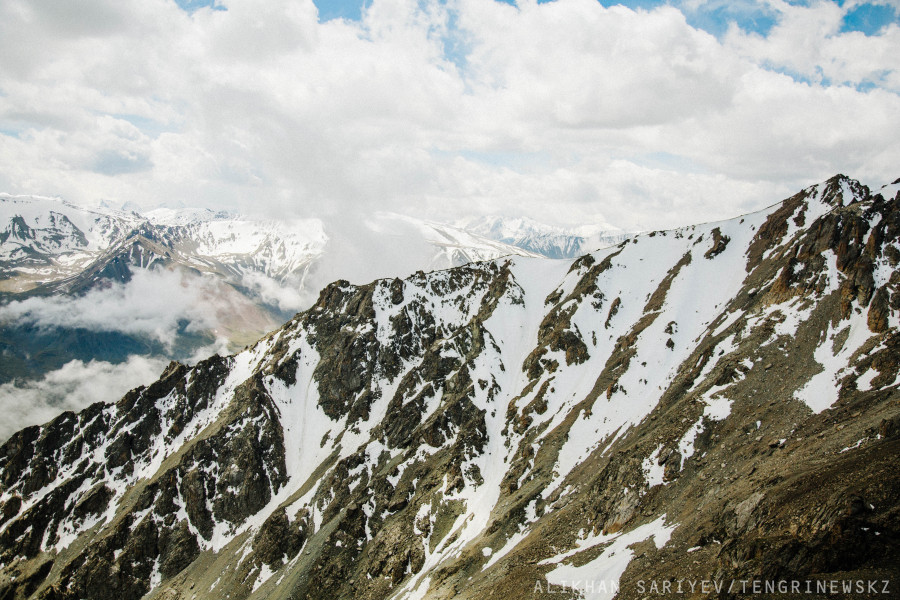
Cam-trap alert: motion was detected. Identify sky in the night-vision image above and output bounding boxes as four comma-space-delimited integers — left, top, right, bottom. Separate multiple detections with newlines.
0, 0, 898, 231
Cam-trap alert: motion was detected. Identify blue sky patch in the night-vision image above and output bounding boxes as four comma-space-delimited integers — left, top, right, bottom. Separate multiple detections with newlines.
841, 3, 898, 35
0, 126, 22, 139
594, 0, 665, 10
311, 0, 898, 41
92, 150, 153, 176
493, 0, 779, 37
680, 2, 778, 38
630, 151, 709, 174
441, 9, 469, 72
175, 0, 226, 14
313, 0, 368, 22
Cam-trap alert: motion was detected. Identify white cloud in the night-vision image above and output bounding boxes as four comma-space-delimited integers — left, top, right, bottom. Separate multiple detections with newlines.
0, 268, 278, 349
1, 0, 897, 444
0, 269, 215, 346
242, 270, 310, 313
458, 2, 737, 128
724, 0, 900, 91
0, 0, 898, 232
0, 355, 169, 443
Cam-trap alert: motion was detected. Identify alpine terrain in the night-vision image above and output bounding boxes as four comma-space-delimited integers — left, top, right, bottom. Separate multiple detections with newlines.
0, 198, 543, 387
1, 175, 899, 599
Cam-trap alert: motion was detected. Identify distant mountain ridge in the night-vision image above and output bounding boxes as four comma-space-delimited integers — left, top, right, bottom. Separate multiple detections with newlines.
0, 196, 143, 293
0, 174, 898, 599
462, 214, 630, 259
0, 196, 327, 295
0, 197, 559, 298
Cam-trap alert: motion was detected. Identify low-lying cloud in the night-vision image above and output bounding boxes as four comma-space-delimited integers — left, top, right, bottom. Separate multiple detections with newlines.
0, 222, 461, 442
0, 269, 218, 346
0, 355, 169, 443
0, 268, 276, 350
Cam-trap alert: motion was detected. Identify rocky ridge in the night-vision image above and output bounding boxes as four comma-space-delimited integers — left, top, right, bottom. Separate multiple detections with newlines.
0, 175, 899, 599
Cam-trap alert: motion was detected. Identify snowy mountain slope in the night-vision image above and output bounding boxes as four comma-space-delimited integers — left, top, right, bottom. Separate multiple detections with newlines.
1, 175, 899, 600
0, 198, 329, 294
387, 214, 543, 268
463, 215, 630, 259
0, 195, 143, 293
143, 208, 329, 283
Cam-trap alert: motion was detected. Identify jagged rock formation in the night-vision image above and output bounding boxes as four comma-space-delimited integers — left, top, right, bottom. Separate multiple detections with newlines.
1, 175, 899, 599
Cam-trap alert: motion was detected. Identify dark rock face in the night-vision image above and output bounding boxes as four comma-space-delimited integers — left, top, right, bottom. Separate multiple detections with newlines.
524, 251, 620, 379
0, 354, 288, 600
1, 175, 899, 600
252, 509, 306, 567
704, 227, 730, 259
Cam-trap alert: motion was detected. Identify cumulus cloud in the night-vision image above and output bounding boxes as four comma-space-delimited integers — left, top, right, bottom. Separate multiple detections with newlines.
724, 0, 900, 90
0, 355, 169, 443
0, 0, 898, 231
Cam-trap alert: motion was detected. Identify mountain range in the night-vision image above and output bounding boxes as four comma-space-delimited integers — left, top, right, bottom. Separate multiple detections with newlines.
0, 198, 616, 434
0, 197, 623, 302
0, 174, 897, 599
0, 196, 559, 301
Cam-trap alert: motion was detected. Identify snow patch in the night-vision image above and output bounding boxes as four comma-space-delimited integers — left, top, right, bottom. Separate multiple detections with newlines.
795, 312, 873, 413
641, 446, 667, 488
542, 515, 676, 600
